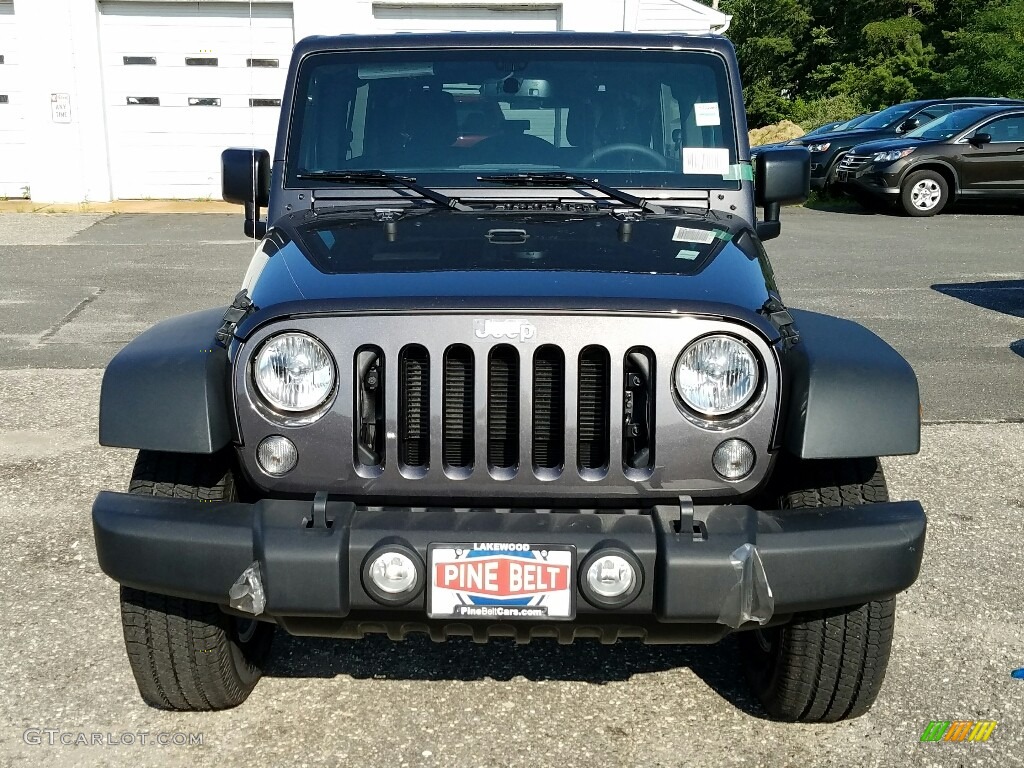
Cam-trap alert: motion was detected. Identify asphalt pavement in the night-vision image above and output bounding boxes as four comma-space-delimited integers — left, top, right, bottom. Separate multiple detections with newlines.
0, 206, 1022, 768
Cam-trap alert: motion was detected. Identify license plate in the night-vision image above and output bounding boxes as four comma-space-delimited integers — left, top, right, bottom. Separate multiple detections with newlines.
837, 170, 849, 182
428, 544, 575, 620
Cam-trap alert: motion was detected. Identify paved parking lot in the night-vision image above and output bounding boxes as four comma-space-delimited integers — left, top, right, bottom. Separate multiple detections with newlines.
1, 207, 1022, 767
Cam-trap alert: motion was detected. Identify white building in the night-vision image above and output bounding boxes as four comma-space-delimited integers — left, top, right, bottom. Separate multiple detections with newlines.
0, 0, 731, 203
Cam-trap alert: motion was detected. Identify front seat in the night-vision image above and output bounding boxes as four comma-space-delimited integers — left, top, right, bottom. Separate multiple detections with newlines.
392, 86, 459, 166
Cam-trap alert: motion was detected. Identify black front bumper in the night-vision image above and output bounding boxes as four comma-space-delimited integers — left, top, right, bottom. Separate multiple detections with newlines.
92, 492, 926, 642
834, 162, 908, 198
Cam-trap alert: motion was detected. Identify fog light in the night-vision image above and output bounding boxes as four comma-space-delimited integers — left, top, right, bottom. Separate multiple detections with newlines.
256, 435, 298, 476
369, 552, 418, 595
713, 439, 755, 480
587, 555, 635, 598
580, 549, 642, 609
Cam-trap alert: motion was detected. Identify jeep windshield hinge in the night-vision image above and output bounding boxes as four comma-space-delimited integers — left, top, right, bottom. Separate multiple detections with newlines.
215, 290, 256, 346
760, 297, 800, 344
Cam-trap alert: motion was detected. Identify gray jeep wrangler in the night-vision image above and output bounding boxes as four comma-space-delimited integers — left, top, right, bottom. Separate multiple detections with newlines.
92, 32, 926, 721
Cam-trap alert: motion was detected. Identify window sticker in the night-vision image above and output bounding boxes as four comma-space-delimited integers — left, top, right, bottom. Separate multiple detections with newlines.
673, 227, 716, 245
694, 102, 721, 127
683, 147, 730, 176
675, 249, 701, 260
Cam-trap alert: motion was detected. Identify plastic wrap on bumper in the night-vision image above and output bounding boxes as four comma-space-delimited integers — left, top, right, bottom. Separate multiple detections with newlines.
718, 544, 774, 629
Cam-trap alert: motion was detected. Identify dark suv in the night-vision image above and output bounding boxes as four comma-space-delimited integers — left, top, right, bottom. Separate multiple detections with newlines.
792, 97, 1024, 191
92, 32, 926, 722
835, 105, 1024, 215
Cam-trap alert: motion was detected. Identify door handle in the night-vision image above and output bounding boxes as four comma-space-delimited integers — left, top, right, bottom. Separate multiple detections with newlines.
1016, 147, 1024, 153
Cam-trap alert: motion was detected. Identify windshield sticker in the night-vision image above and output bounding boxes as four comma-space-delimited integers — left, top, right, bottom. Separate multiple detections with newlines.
723, 162, 755, 181
673, 227, 716, 245
357, 63, 434, 80
683, 147, 730, 176
694, 102, 721, 127
675, 249, 702, 260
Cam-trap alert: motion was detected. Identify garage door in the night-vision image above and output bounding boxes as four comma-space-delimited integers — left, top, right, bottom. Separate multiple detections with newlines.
372, 4, 560, 32
0, 1, 30, 199
99, 1, 294, 199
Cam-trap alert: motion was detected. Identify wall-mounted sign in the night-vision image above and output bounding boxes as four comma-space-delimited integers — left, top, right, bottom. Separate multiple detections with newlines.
51, 93, 72, 123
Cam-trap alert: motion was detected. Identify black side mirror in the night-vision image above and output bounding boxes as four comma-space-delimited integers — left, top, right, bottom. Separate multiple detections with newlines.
969, 132, 992, 148
896, 118, 921, 134
222, 148, 271, 239
754, 147, 810, 241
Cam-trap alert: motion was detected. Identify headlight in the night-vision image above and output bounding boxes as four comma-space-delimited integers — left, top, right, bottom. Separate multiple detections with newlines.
806, 142, 831, 153
872, 147, 915, 163
254, 332, 336, 412
674, 335, 759, 417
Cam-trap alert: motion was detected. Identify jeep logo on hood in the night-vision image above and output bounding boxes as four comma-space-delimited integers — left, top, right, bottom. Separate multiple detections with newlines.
473, 319, 537, 343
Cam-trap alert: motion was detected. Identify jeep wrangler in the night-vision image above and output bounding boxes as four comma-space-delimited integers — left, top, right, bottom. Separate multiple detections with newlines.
92, 33, 926, 721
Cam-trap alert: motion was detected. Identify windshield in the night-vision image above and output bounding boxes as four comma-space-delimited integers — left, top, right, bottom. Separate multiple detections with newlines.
834, 112, 875, 131
854, 103, 924, 131
287, 49, 739, 190
906, 108, 993, 140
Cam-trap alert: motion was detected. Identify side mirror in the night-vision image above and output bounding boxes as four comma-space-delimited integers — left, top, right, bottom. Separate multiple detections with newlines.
754, 147, 810, 241
222, 148, 271, 239
896, 118, 920, 134
969, 132, 992, 148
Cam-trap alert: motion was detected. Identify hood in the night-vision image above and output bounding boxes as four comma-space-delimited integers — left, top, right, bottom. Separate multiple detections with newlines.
796, 127, 893, 147
246, 208, 777, 315
849, 137, 928, 155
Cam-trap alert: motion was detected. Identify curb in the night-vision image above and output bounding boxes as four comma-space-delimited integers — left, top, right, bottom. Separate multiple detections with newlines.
0, 199, 238, 214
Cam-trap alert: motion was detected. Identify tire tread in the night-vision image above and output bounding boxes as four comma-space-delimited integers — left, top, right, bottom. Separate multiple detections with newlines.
740, 457, 896, 722
118, 451, 270, 711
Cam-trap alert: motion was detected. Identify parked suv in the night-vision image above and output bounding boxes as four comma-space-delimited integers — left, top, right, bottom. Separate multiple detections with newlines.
792, 97, 1024, 191
835, 105, 1024, 215
92, 33, 926, 722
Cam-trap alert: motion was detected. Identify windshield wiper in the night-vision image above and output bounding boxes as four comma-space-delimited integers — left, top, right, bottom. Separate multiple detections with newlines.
477, 172, 666, 215
296, 170, 472, 212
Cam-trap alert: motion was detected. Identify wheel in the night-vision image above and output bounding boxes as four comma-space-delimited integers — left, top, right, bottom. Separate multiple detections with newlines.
738, 457, 897, 722
118, 451, 274, 711
900, 170, 948, 216
580, 143, 669, 169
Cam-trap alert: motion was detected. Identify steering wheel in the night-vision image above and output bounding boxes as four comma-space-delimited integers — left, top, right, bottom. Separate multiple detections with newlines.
580, 143, 669, 170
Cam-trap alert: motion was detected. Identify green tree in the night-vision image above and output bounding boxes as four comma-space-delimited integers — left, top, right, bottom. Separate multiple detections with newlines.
942, 0, 1024, 98
719, 0, 813, 125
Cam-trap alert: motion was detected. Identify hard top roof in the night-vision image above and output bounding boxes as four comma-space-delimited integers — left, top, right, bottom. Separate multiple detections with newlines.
291, 31, 735, 58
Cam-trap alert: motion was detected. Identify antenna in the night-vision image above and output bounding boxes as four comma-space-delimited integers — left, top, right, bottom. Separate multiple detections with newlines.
248, 0, 258, 236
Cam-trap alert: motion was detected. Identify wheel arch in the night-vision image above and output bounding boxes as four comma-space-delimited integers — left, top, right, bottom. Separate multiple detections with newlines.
903, 160, 960, 198
99, 308, 233, 454
782, 309, 921, 459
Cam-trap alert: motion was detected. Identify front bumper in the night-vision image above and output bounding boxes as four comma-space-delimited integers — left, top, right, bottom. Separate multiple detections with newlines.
93, 492, 926, 642
834, 161, 909, 197
808, 156, 832, 188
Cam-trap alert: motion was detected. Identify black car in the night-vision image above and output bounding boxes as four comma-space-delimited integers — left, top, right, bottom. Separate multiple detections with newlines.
792, 97, 1024, 191
91, 32, 926, 722
836, 106, 1024, 215
749, 111, 877, 159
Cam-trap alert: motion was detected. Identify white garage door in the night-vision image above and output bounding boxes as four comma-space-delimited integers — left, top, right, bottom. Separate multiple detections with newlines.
99, 1, 294, 200
372, 4, 560, 32
0, 1, 30, 198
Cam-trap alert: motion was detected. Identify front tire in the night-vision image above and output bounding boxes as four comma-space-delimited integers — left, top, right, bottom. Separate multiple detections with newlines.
119, 451, 274, 711
900, 170, 948, 217
738, 457, 896, 722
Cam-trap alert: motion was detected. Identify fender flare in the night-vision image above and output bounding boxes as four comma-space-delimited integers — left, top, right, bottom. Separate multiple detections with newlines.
783, 309, 920, 459
99, 308, 232, 454
901, 158, 961, 195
